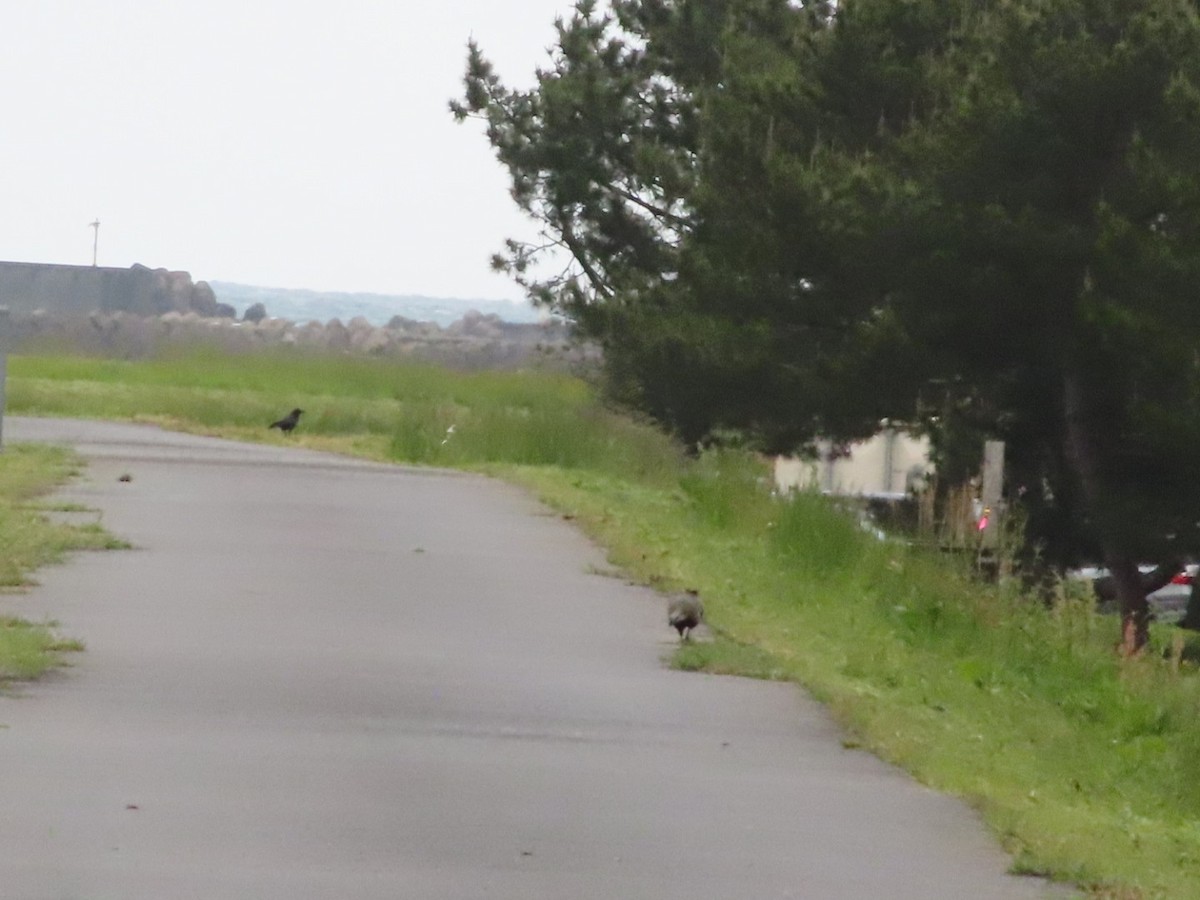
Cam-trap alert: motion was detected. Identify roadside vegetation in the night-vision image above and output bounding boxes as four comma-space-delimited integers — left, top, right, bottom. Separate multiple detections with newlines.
8, 347, 1200, 896
457, 0, 1200, 658
0, 444, 125, 685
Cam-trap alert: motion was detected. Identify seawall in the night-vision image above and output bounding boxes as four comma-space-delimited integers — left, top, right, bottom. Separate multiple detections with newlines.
0, 261, 163, 316
0, 260, 222, 318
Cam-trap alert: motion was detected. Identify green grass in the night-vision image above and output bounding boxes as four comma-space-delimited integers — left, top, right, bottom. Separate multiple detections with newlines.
8, 348, 682, 483
0, 616, 85, 681
515, 466, 1200, 898
671, 635, 791, 680
10, 346, 1200, 897
0, 443, 121, 684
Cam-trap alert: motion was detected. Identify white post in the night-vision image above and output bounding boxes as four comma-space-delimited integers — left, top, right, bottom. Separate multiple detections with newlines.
0, 351, 6, 452
979, 440, 1005, 547
0, 307, 8, 452
881, 426, 897, 494
89, 219, 100, 266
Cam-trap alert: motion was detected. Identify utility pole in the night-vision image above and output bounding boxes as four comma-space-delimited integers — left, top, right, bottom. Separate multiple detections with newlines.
89, 218, 100, 266
0, 306, 9, 452
978, 439, 1006, 549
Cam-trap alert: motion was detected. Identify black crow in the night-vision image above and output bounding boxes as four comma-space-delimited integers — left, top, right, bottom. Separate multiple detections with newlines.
269, 408, 303, 434
668, 590, 704, 641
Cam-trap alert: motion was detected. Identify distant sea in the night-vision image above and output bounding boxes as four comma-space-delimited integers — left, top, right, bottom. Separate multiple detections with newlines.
210, 281, 546, 328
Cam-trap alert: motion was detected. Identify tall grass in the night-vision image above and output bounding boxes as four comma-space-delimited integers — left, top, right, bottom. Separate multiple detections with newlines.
10, 346, 1200, 895
9, 349, 683, 483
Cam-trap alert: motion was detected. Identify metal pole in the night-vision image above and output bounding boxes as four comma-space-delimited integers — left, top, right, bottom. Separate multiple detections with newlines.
981, 440, 1005, 510
0, 351, 6, 452
0, 306, 8, 451
881, 426, 896, 494
979, 440, 1005, 548
90, 219, 100, 266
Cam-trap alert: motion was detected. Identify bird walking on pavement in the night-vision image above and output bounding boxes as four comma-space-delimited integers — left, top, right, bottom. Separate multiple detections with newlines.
668, 590, 704, 641
269, 408, 303, 434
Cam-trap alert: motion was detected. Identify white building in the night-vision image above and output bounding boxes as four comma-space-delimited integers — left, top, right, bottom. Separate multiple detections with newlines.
774, 429, 932, 500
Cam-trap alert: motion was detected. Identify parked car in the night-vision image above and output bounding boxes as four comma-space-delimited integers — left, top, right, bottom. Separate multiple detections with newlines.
1147, 564, 1198, 611
1068, 563, 1196, 624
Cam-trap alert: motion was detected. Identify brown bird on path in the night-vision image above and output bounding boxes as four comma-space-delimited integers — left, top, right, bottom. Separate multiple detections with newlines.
269, 408, 303, 434
668, 590, 704, 641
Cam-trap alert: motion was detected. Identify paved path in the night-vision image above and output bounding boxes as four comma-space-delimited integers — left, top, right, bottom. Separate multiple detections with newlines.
0, 418, 1066, 899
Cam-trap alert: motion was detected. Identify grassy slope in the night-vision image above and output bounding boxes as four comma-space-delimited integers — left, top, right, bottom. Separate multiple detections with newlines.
0, 444, 125, 683
514, 465, 1200, 899
9, 348, 1200, 898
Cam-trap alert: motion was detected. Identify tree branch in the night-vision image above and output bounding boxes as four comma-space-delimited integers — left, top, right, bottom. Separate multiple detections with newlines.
558, 215, 614, 300
602, 182, 694, 228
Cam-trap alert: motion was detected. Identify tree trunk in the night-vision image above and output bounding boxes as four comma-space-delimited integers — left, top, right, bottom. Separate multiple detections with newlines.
1181, 581, 1200, 632
1062, 365, 1149, 653
1093, 559, 1179, 605
1107, 556, 1151, 655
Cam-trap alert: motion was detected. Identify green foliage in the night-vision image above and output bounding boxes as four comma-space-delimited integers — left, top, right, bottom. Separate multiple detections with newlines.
768, 491, 871, 578
460, 0, 1200, 645
7, 349, 685, 484
450, 0, 705, 308
677, 448, 771, 530
671, 635, 789, 680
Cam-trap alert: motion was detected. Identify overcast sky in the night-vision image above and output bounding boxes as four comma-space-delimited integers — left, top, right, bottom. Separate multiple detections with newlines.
0, 1, 576, 303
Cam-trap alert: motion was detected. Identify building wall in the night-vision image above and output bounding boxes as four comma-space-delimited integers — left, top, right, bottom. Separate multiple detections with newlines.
774, 431, 932, 499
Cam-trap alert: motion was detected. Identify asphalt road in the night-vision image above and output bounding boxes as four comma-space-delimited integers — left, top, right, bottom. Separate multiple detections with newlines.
0, 418, 1066, 899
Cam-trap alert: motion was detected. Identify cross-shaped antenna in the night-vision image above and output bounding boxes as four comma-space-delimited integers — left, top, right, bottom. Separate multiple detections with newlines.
89, 218, 100, 266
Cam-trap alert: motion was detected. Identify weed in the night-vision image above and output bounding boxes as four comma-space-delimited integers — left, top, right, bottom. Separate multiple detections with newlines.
0, 444, 123, 684
670, 636, 790, 680
9, 349, 683, 482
